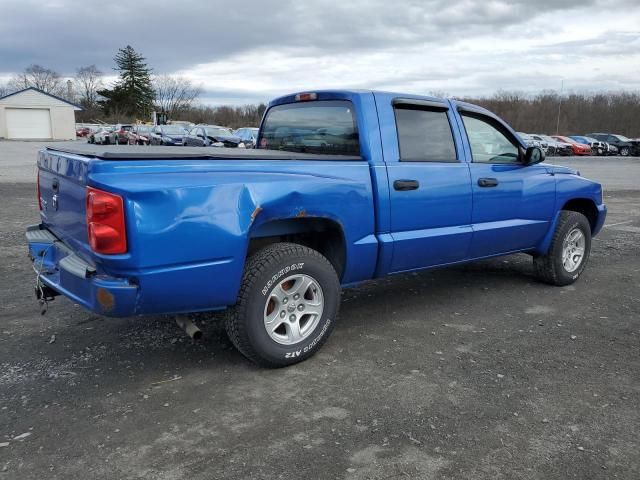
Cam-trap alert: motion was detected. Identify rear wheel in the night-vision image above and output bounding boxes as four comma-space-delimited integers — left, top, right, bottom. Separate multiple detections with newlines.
534, 211, 591, 286
225, 243, 340, 367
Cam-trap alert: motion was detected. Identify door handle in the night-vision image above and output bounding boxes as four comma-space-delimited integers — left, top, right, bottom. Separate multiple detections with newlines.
478, 177, 499, 187
393, 179, 420, 191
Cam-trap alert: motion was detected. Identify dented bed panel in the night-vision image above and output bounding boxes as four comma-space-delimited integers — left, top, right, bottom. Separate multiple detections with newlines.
83, 158, 377, 312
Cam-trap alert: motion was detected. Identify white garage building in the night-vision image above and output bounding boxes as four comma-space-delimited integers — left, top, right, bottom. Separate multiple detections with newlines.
0, 87, 82, 140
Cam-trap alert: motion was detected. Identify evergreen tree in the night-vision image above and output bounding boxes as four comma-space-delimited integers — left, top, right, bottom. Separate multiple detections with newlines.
99, 45, 154, 120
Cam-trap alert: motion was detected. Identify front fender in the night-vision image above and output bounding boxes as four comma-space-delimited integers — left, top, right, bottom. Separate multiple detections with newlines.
534, 173, 606, 255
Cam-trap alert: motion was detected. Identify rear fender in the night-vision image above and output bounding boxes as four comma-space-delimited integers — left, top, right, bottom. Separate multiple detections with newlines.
88, 163, 377, 312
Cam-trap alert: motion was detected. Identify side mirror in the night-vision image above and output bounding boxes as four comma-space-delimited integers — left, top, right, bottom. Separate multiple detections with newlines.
525, 146, 545, 165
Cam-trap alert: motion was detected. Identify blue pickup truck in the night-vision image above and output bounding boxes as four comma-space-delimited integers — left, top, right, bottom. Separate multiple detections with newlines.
27, 90, 606, 366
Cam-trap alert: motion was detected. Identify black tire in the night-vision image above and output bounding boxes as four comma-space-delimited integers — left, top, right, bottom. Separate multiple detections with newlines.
620, 146, 630, 156
225, 242, 340, 367
534, 211, 592, 286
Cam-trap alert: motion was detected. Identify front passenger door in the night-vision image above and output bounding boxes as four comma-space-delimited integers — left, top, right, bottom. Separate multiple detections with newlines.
458, 110, 555, 257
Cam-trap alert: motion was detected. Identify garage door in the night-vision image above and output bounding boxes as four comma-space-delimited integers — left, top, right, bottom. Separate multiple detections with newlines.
6, 108, 52, 139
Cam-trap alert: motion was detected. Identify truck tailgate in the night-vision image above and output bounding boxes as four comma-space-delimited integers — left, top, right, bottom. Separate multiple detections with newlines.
38, 148, 93, 261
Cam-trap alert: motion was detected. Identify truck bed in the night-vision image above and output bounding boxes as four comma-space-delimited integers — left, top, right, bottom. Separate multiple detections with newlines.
34, 143, 376, 316
46, 144, 362, 161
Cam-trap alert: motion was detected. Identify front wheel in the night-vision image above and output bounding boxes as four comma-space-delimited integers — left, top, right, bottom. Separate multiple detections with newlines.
225, 243, 340, 367
620, 146, 630, 156
534, 211, 592, 286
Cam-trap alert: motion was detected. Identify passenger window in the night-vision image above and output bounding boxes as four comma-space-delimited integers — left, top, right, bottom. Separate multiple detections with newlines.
461, 115, 520, 163
395, 106, 457, 162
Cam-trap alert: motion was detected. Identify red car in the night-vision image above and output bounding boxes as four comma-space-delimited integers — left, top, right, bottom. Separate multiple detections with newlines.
127, 125, 153, 145
552, 135, 592, 155
76, 127, 92, 137
112, 124, 134, 145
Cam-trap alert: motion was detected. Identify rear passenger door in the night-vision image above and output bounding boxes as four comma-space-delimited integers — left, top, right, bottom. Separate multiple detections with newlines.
375, 94, 473, 273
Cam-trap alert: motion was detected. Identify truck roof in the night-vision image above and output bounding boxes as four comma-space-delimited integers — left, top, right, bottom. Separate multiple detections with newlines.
269, 89, 447, 106
269, 89, 497, 119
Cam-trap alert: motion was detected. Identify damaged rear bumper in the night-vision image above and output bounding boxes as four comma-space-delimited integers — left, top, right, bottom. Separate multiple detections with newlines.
26, 225, 138, 317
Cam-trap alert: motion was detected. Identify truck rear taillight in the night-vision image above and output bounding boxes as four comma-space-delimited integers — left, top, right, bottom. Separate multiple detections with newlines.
37, 170, 42, 211
86, 187, 127, 254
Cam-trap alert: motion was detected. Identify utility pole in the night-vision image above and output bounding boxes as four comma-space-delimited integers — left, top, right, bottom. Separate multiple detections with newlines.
555, 79, 564, 135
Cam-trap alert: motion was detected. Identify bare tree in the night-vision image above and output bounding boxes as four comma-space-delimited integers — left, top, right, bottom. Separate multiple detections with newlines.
9, 64, 64, 95
74, 65, 103, 108
0, 82, 11, 97
153, 75, 202, 119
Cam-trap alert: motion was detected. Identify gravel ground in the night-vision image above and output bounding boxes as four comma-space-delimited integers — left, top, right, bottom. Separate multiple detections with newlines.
1, 141, 639, 479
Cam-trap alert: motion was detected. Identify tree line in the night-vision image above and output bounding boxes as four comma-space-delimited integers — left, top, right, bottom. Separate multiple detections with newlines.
1, 46, 638, 134
460, 90, 640, 137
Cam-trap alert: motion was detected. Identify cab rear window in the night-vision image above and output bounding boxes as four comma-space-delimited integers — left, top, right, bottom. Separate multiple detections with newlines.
259, 100, 360, 156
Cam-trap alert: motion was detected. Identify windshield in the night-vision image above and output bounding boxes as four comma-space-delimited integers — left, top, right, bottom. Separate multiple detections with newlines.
205, 127, 232, 137
137, 126, 151, 133
259, 100, 360, 156
160, 126, 186, 135
614, 134, 631, 141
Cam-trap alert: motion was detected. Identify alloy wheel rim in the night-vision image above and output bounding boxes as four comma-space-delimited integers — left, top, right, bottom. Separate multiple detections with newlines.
562, 227, 586, 273
263, 274, 324, 345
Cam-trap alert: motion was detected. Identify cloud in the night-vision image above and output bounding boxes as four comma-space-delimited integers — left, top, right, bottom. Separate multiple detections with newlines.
0, 0, 638, 104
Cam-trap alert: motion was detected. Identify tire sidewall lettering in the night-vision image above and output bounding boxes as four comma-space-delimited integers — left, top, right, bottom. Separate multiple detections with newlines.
261, 262, 305, 296
284, 317, 332, 359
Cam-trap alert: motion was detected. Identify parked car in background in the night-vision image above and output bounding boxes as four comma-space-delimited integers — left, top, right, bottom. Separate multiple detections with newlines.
570, 136, 606, 156
532, 134, 572, 156
110, 124, 134, 145
528, 134, 554, 155
87, 128, 100, 143
149, 125, 188, 145
517, 132, 542, 149
127, 125, 153, 145
552, 136, 591, 156
183, 125, 244, 147
587, 133, 640, 157
76, 127, 92, 137
91, 126, 115, 145
234, 127, 259, 148
605, 144, 619, 156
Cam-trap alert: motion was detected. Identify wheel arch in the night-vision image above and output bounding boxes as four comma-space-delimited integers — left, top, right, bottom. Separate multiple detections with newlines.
561, 198, 598, 233
247, 216, 347, 280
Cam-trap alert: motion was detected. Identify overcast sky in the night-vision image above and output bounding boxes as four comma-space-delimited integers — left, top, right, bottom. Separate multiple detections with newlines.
0, 0, 639, 105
